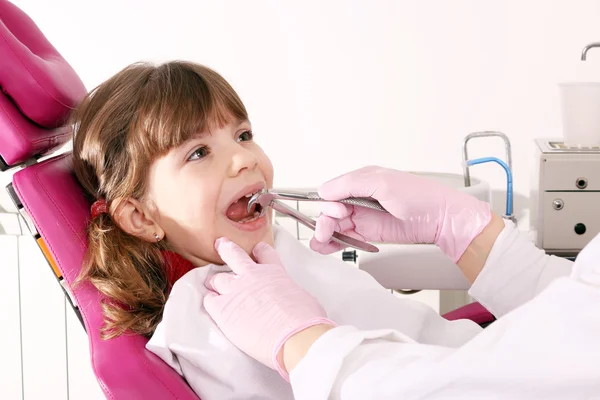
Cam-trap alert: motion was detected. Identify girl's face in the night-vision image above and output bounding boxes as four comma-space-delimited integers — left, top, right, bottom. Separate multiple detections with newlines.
146, 119, 274, 266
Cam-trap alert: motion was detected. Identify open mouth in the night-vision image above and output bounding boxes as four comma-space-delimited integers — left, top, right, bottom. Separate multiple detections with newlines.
225, 188, 264, 224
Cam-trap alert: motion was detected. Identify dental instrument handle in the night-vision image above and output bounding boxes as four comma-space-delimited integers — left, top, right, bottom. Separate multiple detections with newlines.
308, 192, 387, 212
273, 190, 387, 212
270, 200, 380, 253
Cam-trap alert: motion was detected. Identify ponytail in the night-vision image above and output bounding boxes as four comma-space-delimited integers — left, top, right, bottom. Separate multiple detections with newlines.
76, 212, 170, 339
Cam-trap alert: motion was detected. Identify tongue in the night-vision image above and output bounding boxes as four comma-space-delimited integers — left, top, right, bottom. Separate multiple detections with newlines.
226, 197, 254, 222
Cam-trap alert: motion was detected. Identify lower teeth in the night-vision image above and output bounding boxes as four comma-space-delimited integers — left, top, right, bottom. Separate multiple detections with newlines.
238, 211, 260, 223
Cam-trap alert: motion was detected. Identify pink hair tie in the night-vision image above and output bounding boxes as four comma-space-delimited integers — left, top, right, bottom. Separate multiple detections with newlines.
91, 199, 108, 219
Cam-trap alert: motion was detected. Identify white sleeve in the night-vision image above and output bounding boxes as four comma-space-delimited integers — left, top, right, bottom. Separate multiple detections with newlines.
468, 219, 573, 317
290, 276, 600, 399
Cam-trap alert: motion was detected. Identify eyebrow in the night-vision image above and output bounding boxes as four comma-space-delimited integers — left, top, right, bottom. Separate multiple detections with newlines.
186, 118, 251, 142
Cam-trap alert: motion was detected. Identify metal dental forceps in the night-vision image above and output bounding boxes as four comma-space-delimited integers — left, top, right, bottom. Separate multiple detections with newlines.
247, 189, 388, 253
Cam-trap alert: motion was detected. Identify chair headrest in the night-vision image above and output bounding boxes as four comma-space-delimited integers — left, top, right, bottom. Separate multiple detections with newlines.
12, 153, 200, 400
0, 0, 87, 168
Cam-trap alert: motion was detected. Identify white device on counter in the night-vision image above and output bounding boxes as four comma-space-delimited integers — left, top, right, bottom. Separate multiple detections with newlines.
530, 139, 600, 256
559, 82, 600, 146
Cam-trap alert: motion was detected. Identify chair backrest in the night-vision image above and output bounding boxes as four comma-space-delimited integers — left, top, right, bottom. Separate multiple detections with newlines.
0, 1, 199, 398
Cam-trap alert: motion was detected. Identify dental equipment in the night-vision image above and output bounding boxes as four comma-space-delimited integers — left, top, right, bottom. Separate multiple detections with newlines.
462, 131, 516, 223
581, 42, 600, 60
530, 139, 600, 257
528, 42, 600, 256
249, 189, 387, 215
463, 157, 514, 222
248, 189, 386, 253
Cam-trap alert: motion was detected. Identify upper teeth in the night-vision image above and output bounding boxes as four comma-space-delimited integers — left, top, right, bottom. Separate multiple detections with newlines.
232, 191, 258, 203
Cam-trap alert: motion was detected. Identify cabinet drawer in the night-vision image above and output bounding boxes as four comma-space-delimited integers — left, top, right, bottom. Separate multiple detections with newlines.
542, 157, 600, 190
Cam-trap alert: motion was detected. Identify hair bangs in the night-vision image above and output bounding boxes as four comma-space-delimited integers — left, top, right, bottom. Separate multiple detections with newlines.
130, 62, 248, 161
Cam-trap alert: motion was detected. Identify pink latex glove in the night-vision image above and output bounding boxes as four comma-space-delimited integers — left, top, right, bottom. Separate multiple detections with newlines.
310, 165, 492, 263
203, 238, 335, 380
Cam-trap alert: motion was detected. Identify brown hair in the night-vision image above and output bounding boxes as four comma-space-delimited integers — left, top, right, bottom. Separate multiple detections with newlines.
71, 61, 248, 339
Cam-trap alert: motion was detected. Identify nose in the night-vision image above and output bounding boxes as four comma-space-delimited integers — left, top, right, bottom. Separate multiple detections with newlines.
228, 143, 259, 177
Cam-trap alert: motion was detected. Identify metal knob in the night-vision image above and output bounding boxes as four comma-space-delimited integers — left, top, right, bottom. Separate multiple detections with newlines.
552, 199, 564, 210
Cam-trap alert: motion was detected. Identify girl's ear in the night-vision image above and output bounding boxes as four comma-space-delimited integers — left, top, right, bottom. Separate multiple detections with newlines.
111, 198, 164, 243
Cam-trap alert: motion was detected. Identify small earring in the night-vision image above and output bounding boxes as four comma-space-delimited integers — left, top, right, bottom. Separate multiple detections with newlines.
153, 233, 161, 242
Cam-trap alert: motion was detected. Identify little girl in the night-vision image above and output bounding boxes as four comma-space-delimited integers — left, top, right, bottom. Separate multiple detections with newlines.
72, 61, 483, 399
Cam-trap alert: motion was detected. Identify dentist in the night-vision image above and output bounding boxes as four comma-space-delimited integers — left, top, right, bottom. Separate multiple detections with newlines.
204, 166, 600, 399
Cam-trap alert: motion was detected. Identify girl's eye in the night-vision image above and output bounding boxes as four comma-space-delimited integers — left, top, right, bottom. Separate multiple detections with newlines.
188, 146, 210, 161
237, 130, 254, 142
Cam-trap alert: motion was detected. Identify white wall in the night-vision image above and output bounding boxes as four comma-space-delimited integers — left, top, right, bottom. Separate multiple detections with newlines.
8, 0, 600, 228
2, 0, 600, 398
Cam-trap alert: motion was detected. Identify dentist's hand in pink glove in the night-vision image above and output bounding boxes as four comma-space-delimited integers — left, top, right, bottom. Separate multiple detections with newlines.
310, 165, 493, 264
203, 238, 335, 380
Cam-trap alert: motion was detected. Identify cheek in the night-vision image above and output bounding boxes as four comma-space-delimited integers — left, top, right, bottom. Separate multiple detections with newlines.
147, 157, 226, 264
151, 173, 221, 242
162, 184, 219, 227
157, 184, 223, 264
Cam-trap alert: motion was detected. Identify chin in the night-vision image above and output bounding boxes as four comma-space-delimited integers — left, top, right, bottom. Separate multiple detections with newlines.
230, 221, 274, 253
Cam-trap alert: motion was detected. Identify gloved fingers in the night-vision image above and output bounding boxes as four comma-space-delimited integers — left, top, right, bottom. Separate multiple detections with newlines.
309, 236, 345, 254
319, 202, 352, 219
203, 291, 225, 321
215, 237, 254, 273
252, 242, 282, 265
313, 214, 338, 243
318, 165, 381, 200
206, 272, 237, 294
312, 225, 369, 252
314, 214, 354, 243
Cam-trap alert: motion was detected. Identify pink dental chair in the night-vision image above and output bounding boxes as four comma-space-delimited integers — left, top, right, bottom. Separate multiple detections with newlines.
0, 1, 199, 398
0, 1, 494, 398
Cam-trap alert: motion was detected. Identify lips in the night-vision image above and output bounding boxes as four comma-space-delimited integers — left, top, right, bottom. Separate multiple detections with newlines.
225, 182, 265, 223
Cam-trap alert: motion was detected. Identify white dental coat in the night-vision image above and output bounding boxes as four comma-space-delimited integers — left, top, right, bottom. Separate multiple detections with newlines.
292, 220, 600, 400
146, 220, 599, 399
